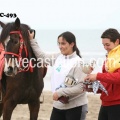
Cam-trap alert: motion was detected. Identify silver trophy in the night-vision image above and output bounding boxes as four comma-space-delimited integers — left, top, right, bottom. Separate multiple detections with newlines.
56, 76, 77, 90
81, 60, 108, 95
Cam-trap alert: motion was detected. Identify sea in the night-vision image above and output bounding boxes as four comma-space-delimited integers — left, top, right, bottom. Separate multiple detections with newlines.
34, 29, 107, 91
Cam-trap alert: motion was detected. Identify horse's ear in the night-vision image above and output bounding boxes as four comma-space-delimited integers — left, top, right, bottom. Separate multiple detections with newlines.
0, 21, 5, 28
14, 17, 20, 30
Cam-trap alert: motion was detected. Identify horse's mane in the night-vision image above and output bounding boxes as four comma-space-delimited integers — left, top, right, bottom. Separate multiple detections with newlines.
0, 22, 30, 42
0, 23, 13, 43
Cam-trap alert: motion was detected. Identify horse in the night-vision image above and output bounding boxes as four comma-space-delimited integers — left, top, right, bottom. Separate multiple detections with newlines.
0, 18, 47, 120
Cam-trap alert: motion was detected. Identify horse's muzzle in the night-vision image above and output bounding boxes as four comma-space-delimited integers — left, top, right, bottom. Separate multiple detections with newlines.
4, 66, 17, 77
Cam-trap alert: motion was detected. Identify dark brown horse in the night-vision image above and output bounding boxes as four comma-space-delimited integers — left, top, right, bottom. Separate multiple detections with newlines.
0, 18, 47, 120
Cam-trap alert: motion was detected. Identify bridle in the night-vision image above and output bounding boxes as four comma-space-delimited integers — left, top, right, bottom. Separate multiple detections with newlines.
4, 30, 33, 73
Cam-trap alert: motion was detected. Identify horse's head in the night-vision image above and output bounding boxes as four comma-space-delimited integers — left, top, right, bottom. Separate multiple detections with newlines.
0, 18, 32, 77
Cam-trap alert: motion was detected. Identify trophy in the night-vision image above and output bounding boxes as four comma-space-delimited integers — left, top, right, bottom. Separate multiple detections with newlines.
81, 60, 108, 95
56, 76, 77, 104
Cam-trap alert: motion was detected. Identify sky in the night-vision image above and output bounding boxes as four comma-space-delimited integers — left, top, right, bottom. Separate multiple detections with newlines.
0, 0, 120, 30
1, 0, 119, 73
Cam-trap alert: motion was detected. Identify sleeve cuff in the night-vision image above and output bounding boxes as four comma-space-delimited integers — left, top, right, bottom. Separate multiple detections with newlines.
96, 72, 102, 81
30, 39, 37, 43
56, 88, 65, 97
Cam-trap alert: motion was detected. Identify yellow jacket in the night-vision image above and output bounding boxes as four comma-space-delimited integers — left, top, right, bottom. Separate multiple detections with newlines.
106, 45, 120, 73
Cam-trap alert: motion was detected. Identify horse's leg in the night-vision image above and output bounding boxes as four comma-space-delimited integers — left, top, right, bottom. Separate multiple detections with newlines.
3, 100, 17, 120
28, 100, 40, 120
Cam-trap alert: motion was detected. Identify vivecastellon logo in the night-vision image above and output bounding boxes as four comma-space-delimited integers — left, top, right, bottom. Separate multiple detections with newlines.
4, 56, 113, 69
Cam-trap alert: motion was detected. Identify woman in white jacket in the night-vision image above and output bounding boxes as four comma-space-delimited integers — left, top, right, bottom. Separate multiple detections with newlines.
29, 31, 88, 120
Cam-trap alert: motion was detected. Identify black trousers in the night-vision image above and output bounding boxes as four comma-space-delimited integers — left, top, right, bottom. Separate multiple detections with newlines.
98, 104, 120, 120
50, 106, 82, 120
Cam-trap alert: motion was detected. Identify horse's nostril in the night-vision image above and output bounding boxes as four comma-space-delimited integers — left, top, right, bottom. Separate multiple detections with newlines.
8, 66, 13, 72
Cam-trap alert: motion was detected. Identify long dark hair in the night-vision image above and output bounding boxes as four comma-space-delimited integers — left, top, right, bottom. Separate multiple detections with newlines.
58, 31, 82, 58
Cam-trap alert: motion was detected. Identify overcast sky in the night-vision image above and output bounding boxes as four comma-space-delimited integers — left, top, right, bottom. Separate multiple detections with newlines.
0, 0, 120, 30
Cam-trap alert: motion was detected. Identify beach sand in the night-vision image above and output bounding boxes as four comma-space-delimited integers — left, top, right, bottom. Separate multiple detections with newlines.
0, 90, 101, 120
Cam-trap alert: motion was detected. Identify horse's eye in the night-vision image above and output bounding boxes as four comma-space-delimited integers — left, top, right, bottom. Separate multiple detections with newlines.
14, 40, 18, 44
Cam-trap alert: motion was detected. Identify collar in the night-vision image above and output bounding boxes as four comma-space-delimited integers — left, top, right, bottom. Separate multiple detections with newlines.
109, 45, 120, 54
62, 51, 77, 59
106, 45, 120, 73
